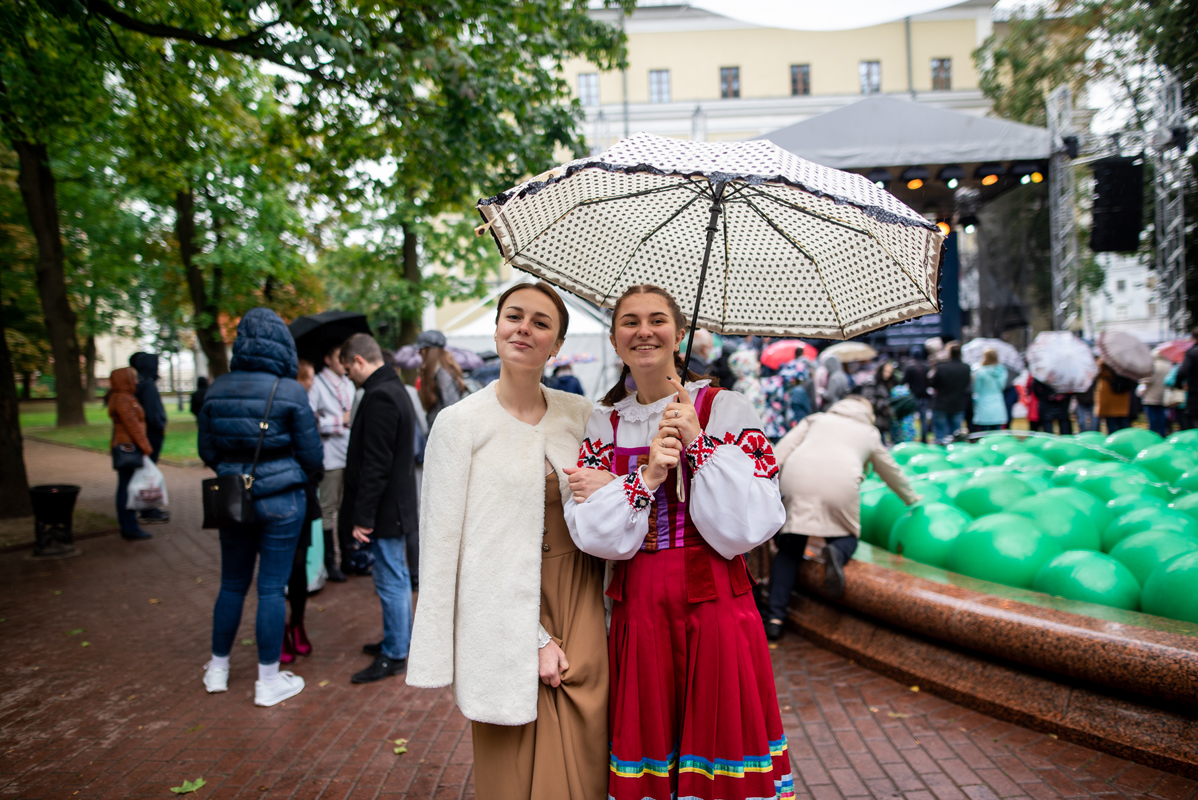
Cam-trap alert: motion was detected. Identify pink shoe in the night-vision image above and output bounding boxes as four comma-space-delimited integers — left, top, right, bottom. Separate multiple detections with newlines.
280, 625, 297, 665
293, 621, 313, 657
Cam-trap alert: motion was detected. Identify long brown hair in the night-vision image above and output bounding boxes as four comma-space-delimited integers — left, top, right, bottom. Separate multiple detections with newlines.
419, 347, 467, 411
601, 284, 709, 407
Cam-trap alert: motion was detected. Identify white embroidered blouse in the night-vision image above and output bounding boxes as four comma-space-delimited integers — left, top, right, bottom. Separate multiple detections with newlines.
565, 381, 786, 561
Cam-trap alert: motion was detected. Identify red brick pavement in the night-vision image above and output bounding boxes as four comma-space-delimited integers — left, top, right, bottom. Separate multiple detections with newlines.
1, 440, 1194, 799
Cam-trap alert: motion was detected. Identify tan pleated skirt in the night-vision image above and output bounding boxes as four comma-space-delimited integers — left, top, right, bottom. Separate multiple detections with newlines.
471, 474, 609, 800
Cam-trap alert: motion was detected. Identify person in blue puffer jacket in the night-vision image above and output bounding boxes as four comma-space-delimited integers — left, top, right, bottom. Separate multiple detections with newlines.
197, 308, 324, 708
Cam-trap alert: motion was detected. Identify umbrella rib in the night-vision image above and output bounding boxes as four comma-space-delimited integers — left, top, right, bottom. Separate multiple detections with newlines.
601, 191, 707, 305
509, 180, 701, 265
742, 198, 847, 338
743, 188, 936, 307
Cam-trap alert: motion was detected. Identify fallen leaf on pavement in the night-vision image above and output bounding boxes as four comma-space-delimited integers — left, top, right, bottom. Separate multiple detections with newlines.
318, 680, 329, 687
81, 642, 89, 647
149, 599, 161, 604
170, 777, 205, 794
887, 712, 911, 719
66, 629, 84, 636
909, 685, 920, 692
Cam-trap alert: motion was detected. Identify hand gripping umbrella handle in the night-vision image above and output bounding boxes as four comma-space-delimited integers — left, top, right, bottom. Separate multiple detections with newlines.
678, 180, 726, 504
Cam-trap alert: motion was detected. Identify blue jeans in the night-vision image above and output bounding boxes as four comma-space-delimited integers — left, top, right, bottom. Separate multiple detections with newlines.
1104, 416, 1130, 434
212, 488, 305, 665
372, 537, 412, 660
115, 467, 140, 535
1145, 405, 1168, 437
932, 410, 965, 443
1076, 404, 1097, 432
768, 533, 858, 621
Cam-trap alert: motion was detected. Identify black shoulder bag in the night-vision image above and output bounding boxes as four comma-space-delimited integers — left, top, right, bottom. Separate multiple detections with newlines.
201, 378, 281, 529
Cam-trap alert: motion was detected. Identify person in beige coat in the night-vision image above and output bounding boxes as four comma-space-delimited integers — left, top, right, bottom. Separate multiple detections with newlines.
764, 395, 919, 640
1139, 355, 1173, 437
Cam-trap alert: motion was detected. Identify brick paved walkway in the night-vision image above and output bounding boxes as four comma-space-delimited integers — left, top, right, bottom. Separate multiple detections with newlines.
1, 440, 1194, 800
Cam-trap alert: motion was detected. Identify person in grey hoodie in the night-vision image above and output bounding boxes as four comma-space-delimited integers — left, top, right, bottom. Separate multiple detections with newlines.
820, 354, 850, 410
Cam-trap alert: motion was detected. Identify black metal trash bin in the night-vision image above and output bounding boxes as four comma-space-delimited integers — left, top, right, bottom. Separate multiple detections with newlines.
29, 484, 81, 558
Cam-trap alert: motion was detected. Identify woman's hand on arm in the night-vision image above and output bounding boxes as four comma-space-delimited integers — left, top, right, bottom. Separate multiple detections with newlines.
538, 639, 570, 688
563, 466, 616, 504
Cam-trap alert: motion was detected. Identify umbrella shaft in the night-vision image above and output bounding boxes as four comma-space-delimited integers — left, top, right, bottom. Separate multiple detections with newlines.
681, 185, 726, 377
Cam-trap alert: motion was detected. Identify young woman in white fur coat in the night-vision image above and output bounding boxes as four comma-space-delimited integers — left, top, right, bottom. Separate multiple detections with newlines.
406, 282, 608, 800
564, 285, 794, 800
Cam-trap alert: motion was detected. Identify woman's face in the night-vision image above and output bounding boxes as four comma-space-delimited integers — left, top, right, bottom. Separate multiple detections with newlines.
495, 289, 563, 369
882, 362, 894, 380
611, 293, 684, 375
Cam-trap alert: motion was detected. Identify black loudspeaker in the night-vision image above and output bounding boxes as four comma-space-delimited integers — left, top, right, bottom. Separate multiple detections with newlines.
1090, 156, 1144, 252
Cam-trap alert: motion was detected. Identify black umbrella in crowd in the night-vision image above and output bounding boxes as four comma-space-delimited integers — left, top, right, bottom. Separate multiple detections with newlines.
288, 311, 372, 363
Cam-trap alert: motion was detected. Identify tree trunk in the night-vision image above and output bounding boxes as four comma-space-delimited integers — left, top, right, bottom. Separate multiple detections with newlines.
0, 307, 33, 518
399, 222, 422, 345
177, 189, 229, 377
84, 333, 97, 399
21, 373, 32, 400
14, 140, 86, 426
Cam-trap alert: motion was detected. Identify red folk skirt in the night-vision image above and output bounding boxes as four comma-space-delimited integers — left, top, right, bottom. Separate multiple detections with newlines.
606, 544, 795, 800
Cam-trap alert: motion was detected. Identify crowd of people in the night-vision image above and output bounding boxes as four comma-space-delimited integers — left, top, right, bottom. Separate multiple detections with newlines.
99, 295, 1198, 798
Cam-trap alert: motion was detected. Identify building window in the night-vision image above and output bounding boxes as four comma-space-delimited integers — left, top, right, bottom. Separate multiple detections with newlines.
649, 70, 671, 104
1147, 275, 1158, 289
859, 61, 881, 95
1116, 279, 1126, 292
578, 73, 599, 107
790, 64, 810, 96
931, 58, 952, 91
720, 67, 740, 99
1116, 306, 1128, 320
1148, 302, 1159, 316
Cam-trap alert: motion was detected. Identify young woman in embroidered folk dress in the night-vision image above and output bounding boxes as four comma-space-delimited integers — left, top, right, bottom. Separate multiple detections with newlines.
406, 283, 608, 800
563, 285, 795, 800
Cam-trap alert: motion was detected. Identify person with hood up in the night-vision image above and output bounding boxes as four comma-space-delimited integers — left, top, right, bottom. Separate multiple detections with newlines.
197, 308, 324, 708
970, 349, 1008, 431
108, 367, 154, 541
861, 361, 898, 442
819, 354, 850, 410
763, 396, 919, 640
130, 352, 170, 523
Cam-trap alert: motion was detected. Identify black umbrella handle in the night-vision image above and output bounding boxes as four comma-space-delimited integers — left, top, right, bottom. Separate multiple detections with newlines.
681, 181, 726, 377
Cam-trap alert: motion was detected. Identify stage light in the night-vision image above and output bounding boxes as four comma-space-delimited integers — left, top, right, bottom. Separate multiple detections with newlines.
907, 178, 924, 190
947, 178, 959, 189
982, 174, 999, 186
1031, 172, 1043, 183
965, 224, 977, 234
938, 165, 965, 189
1020, 174, 1031, 185
936, 221, 951, 236
974, 163, 1006, 184
867, 168, 893, 188
959, 214, 980, 236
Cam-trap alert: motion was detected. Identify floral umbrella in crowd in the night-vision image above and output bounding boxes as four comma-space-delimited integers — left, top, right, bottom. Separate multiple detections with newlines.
475, 133, 945, 373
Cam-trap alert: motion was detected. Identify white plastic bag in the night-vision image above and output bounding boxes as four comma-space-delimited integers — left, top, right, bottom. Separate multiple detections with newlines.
126, 460, 169, 511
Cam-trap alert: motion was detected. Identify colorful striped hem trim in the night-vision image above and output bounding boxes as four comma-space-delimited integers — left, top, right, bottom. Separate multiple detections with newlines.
609, 749, 678, 779
611, 737, 790, 782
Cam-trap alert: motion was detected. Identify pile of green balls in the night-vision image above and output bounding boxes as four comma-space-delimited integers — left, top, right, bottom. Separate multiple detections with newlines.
860, 429, 1198, 623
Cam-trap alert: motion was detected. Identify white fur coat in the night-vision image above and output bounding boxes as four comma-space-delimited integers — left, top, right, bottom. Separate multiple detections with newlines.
405, 383, 592, 725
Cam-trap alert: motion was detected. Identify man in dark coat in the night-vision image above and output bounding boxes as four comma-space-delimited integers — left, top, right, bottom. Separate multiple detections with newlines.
1178, 327, 1198, 430
130, 352, 170, 522
339, 333, 418, 684
928, 342, 971, 443
902, 345, 930, 442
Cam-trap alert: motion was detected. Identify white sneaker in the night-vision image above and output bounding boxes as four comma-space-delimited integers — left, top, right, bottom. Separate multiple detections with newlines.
254, 671, 304, 707
203, 661, 229, 693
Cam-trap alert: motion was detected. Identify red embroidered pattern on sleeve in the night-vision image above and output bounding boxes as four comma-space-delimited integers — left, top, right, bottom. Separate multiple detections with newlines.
721, 429, 779, 479
623, 470, 653, 511
578, 438, 613, 471
685, 432, 719, 473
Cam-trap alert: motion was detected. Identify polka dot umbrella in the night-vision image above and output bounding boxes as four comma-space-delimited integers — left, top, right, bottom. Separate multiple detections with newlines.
476, 133, 945, 373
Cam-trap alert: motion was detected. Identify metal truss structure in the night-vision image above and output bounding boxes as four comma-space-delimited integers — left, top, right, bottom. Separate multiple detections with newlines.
1153, 75, 1190, 336
1047, 85, 1080, 331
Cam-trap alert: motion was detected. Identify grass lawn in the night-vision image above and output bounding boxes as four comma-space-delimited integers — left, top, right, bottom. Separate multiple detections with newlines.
20, 402, 201, 465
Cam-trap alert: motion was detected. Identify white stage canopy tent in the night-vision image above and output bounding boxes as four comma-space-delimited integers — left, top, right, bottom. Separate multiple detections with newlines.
755, 96, 1052, 170
684, 0, 972, 31
443, 278, 620, 401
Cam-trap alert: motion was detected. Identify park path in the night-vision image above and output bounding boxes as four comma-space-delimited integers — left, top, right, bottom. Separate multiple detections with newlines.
0, 439, 1194, 800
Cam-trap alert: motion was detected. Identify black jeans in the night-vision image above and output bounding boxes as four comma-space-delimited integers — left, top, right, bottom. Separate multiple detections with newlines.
115, 466, 139, 534
767, 534, 859, 621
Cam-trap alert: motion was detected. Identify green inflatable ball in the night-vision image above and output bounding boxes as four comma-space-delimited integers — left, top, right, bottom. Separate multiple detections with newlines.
1134, 444, 1198, 485
888, 503, 973, 567
1073, 431, 1110, 446
1166, 430, 1198, 447
891, 442, 933, 465
1170, 493, 1198, 521
1039, 487, 1115, 535
1101, 507, 1198, 552
1142, 551, 1198, 623
1038, 438, 1091, 467
1004, 452, 1055, 471
1051, 460, 1101, 487
906, 453, 954, 475
1104, 427, 1163, 459
1109, 530, 1198, 586
953, 472, 1034, 519
947, 515, 1063, 588
1010, 495, 1101, 551
1107, 495, 1169, 519
1032, 551, 1141, 610
1177, 472, 1198, 494
1073, 471, 1171, 503
946, 449, 992, 470
908, 479, 949, 505
982, 435, 1024, 458
860, 487, 908, 546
